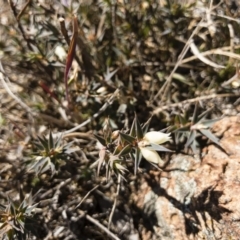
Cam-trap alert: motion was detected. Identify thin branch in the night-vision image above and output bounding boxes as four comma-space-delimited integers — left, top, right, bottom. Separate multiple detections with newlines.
0, 62, 34, 116
153, 93, 240, 115
39, 178, 72, 200
17, 0, 31, 21
78, 209, 121, 240
228, 23, 234, 59
211, 12, 240, 23
206, 0, 216, 37
189, 40, 224, 69
57, 88, 120, 137
8, 0, 33, 51
221, 65, 240, 87
180, 48, 240, 65
152, 19, 204, 103
62, 132, 93, 139
108, 173, 121, 229
75, 185, 99, 209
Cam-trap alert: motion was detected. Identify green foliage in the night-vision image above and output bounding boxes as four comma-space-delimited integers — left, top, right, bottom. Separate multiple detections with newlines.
92, 115, 171, 179
28, 132, 74, 176
173, 104, 222, 153
0, 193, 38, 240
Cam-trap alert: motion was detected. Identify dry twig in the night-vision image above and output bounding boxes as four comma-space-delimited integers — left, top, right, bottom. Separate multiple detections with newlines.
153, 93, 240, 115
77, 209, 121, 240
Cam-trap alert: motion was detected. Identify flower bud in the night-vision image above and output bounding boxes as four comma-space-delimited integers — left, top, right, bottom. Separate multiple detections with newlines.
111, 130, 120, 140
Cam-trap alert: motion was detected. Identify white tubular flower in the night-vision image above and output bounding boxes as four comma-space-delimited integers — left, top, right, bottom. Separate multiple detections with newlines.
139, 145, 163, 164
138, 131, 171, 165
144, 131, 171, 144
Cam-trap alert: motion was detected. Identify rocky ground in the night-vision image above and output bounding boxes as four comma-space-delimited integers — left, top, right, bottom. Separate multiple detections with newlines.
132, 116, 240, 239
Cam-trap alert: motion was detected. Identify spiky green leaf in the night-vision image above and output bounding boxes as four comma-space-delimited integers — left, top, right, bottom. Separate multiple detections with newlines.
142, 116, 152, 135
134, 148, 142, 175
185, 130, 197, 149
119, 132, 135, 144
130, 117, 136, 137
134, 114, 143, 140
94, 134, 107, 147
118, 144, 132, 157
37, 136, 49, 151
201, 118, 222, 128
146, 143, 173, 152
199, 129, 220, 146
49, 131, 54, 150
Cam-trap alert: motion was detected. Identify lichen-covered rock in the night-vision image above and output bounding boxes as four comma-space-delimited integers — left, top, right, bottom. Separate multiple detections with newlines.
134, 116, 240, 239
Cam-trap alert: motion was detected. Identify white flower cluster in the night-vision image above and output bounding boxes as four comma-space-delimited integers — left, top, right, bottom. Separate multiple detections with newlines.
138, 131, 171, 165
